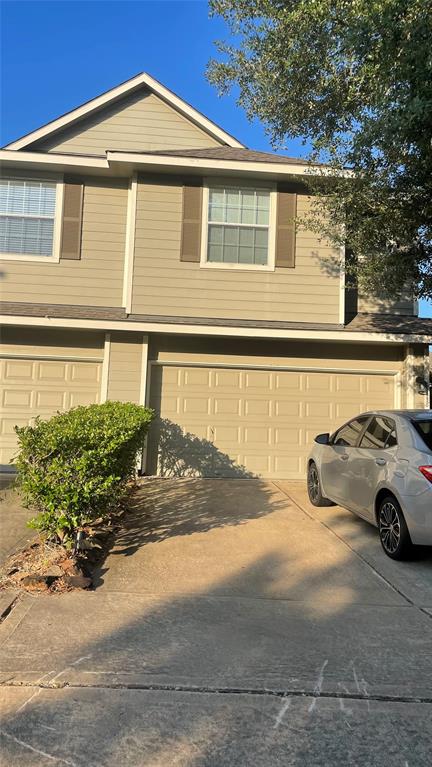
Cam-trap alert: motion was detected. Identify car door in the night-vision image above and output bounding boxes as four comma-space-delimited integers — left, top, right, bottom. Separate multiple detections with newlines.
349, 416, 398, 519
320, 415, 370, 506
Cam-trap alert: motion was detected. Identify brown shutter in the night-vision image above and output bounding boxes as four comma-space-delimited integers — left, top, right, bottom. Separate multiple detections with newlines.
60, 179, 84, 260
275, 187, 297, 268
180, 180, 202, 263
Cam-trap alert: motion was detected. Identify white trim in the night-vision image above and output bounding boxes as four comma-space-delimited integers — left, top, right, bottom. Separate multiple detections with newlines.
0, 149, 109, 169
139, 335, 149, 406
200, 181, 277, 272
339, 244, 346, 325
149, 359, 399, 377
0, 353, 103, 362
405, 345, 416, 408
0, 174, 64, 263
5, 72, 244, 151
100, 332, 111, 403
1, 314, 429, 345
139, 334, 150, 474
122, 173, 137, 312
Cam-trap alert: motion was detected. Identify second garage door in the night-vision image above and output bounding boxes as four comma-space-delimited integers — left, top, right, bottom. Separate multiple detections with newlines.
147, 364, 396, 479
0, 357, 101, 467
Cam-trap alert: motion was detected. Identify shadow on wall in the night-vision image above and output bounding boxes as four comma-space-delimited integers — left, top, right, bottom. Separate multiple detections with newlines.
146, 417, 255, 478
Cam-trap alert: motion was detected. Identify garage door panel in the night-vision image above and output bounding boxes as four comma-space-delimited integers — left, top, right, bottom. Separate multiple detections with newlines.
148, 364, 395, 479
0, 357, 101, 467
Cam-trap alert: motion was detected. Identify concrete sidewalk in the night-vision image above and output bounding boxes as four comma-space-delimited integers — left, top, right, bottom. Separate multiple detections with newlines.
1, 478, 432, 766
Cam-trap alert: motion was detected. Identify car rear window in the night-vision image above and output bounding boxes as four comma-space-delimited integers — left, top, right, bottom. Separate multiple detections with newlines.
413, 420, 432, 451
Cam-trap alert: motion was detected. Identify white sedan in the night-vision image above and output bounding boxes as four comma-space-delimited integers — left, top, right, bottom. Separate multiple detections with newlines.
307, 410, 432, 559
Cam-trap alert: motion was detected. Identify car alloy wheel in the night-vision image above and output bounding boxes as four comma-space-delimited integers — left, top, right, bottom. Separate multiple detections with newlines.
379, 500, 401, 554
307, 463, 320, 503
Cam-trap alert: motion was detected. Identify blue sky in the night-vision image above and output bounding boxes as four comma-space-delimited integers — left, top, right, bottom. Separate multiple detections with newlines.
1, 0, 430, 317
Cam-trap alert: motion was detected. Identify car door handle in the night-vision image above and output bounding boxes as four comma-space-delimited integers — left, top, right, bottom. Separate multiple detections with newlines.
340, 454, 349, 461
375, 458, 386, 466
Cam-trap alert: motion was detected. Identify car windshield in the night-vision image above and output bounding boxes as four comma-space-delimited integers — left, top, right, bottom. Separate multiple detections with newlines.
413, 420, 432, 452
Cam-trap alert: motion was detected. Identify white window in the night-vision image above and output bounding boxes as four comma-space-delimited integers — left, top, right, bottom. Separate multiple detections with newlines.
201, 183, 276, 270
0, 177, 63, 261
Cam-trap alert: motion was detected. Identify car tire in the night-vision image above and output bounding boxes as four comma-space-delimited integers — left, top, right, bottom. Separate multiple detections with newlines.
378, 495, 413, 560
307, 462, 334, 507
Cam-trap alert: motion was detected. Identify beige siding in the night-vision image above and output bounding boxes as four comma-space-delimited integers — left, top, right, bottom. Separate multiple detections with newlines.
1, 177, 128, 307
0, 328, 104, 466
32, 90, 222, 155
147, 336, 402, 479
106, 331, 143, 403
0, 327, 104, 358
358, 293, 415, 316
132, 180, 341, 324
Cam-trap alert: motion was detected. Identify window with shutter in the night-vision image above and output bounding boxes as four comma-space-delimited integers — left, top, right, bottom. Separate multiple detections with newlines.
0, 177, 63, 262
199, 181, 277, 271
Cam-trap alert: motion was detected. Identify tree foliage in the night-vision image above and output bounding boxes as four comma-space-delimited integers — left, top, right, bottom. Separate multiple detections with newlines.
208, 0, 432, 300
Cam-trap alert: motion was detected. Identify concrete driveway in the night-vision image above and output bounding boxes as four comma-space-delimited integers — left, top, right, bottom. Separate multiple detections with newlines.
1, 478, 432, 766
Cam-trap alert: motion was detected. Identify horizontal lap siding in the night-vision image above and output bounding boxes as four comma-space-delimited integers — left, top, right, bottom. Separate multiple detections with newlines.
1, 178, 128, 306
106, 332, 143, 403
132, 181, 341, 323
0, 327, 105, 358
35, 91, 222, 154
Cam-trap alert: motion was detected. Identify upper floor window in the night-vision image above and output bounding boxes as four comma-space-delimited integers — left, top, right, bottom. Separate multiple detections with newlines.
0, 177, 62, 261
202, 184, 276, 271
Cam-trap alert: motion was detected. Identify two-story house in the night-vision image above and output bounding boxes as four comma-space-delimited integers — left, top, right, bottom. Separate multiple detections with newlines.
1, 73, 430, 478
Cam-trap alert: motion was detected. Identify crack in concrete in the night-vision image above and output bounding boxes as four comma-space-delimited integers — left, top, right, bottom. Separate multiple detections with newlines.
0, 595, 20, 624
2, 680, 432, 705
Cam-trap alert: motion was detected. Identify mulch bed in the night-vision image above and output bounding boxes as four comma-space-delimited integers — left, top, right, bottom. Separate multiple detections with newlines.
0, 507, 127, 595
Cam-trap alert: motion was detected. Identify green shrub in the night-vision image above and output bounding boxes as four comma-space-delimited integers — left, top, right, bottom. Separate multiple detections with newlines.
14, 401, 154, 541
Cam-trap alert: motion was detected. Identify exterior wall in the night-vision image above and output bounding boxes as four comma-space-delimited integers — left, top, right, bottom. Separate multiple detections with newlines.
358, 293, 415, 316
106, 331, 143, 403
132, 179, 341, 324
400, 343, 430, 409
0, 326, 105, 358
31, 90, 222, 155
149, 334, 404, 373
1, 176, 128, 307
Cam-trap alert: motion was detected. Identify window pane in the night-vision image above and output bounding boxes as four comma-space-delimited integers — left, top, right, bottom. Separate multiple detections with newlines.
222, 245, 238, 263
226, 190, 239, 208
224, 227, 238, 246
257, 192, 270, 210
239, 246, 254, 264
207, 244, 223, 262
0, 179, 56, 217
226, 206, 241, 224
255, 229, 268, 248
254, 247, 268, 265
209, 189, 224, 207
241, 206, 255, 225
208, 204, 224, 223
208, 224, 223, 244
360, 417, 396, 449
239, 228, 254, 246
256, 208, 269, 225
333, 416, 369, 447
413, 420, 432, 451
0, 216, 54, 256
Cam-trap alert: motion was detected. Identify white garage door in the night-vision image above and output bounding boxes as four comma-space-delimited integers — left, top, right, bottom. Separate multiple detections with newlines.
147, 364, 396, 479
0, 357, 101, 467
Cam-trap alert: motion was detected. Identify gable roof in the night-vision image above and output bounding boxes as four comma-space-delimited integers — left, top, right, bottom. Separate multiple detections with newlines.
4, 72, 245, 151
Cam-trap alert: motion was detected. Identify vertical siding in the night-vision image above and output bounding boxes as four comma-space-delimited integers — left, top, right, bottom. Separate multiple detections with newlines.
32, 90, 222, 155
132, 179, 341, 324
1, 177, 128, 307
107, 331, 143, 403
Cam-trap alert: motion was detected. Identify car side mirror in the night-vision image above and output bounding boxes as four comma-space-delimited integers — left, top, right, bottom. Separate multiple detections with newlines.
315, 432, 330, 445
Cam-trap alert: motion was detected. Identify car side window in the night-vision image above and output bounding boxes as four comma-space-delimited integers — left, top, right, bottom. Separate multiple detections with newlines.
359, 416, 397, 450
331, 416, 369, 447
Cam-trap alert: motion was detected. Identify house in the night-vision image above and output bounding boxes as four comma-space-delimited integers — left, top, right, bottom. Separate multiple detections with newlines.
1, 72, 431, 479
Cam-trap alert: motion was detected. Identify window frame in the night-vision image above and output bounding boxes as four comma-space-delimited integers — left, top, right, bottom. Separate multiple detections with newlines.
359, 416, 398, 450
200, 179, 277, 272
0, 174, 64, 263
